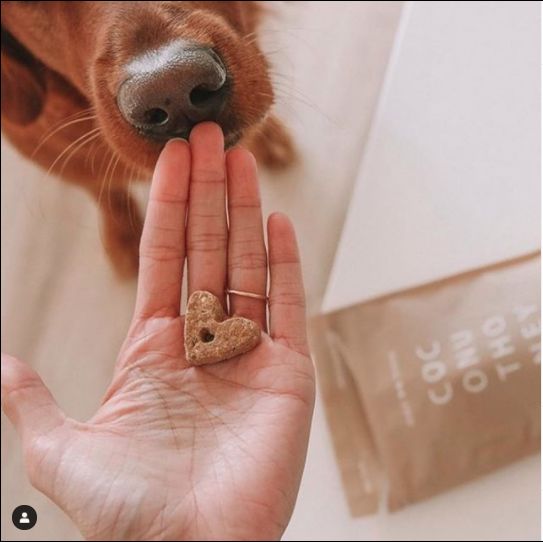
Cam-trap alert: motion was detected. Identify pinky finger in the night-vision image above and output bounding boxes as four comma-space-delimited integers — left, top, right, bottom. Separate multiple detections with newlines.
267, 213, 309, 356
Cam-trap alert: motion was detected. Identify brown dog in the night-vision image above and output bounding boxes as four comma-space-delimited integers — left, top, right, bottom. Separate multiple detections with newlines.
1, 1, 295, 276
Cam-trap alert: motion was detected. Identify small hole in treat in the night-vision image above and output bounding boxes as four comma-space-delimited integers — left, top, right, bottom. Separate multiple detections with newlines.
200, 328, 215, 343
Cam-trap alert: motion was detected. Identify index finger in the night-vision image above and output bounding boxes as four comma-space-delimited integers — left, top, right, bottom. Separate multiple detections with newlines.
134, 139, 190, 318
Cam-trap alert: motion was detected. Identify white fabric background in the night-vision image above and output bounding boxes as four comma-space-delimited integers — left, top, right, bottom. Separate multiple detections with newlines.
324, 1, 541, 312
1, 2, 539, 540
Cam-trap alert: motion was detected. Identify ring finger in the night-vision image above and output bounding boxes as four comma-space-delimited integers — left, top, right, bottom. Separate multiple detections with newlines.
226, 148, 268, 330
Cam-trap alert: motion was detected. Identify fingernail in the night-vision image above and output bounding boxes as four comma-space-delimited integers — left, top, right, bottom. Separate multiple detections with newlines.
171, 137, 189, 142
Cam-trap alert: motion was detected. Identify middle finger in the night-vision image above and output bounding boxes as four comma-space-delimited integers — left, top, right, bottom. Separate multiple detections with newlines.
187, 123, 228, 307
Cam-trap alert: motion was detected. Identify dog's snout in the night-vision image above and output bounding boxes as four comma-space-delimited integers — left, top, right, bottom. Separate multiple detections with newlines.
117, 43, 228, 139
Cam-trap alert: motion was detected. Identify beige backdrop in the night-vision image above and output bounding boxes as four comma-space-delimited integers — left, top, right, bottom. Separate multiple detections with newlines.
1, 2, 539, 541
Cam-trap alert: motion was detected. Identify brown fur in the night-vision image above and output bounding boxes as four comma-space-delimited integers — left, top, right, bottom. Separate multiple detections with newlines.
1, 1, 295, 277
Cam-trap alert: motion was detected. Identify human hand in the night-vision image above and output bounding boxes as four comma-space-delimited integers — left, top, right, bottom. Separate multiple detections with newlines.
1, 123, 315, 541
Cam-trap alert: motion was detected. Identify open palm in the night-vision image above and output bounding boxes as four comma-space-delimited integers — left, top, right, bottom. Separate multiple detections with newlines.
2, 124, 315, 541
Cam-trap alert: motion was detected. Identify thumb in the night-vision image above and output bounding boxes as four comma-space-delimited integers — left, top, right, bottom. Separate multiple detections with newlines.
1, 353, 66, 443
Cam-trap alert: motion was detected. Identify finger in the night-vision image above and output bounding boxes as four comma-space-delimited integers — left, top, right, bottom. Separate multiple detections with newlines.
268, 213, 309, 355
135, 139, 190, 318
226, 148, 267, 330
187, 123, 228, 306
1, 353, 66, 443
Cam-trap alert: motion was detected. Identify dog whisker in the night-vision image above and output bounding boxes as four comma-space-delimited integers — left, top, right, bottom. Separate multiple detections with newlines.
268, 81, 334, 124
34, 105, 95, 141
32, 114, 98, 159
123, 162, 147, 236
97, 148, 114, 215
107, 155, 122, 221
90, 141, 106, 178
59, 130, 102, 179
43, 127, 102, 183
100, 152, 117, 216
126, 164, 136, 234
84, 137, 100, 171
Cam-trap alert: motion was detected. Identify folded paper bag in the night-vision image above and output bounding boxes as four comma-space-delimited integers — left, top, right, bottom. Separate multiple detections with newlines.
311, 254, 540, 515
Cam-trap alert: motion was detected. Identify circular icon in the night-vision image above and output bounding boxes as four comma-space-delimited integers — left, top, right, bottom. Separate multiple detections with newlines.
12, 505, 37, 530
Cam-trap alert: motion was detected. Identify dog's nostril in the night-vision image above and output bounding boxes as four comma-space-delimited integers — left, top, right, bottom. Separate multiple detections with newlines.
190, 85, 220, 107
143, 107, 169, 126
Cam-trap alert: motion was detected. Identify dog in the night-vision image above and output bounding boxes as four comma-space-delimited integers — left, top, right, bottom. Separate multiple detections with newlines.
1, 1, 295, 277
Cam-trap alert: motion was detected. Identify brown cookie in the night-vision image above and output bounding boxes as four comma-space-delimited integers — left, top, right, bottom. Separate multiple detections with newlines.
184, 291, 261, 365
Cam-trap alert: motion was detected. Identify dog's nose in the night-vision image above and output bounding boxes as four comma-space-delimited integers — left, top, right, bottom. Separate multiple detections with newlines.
117, 43, 227, 139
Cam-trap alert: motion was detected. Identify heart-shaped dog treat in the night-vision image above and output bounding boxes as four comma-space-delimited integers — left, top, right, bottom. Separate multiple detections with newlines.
184, 290, 261, 365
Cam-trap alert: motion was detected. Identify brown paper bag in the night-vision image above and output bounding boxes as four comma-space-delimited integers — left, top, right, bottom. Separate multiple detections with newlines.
311, 253, 540, 515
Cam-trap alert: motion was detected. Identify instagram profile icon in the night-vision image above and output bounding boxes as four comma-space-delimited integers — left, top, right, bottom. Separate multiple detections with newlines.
12, 505, 37, 530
